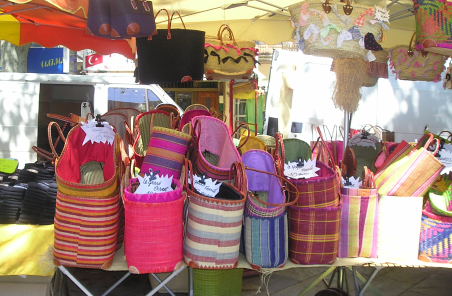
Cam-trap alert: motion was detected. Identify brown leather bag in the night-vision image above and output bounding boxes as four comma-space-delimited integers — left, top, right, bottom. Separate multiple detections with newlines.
341, 145, 357, 178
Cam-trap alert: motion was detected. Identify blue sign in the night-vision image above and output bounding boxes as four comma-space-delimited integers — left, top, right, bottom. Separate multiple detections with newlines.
27, 48, 64, 74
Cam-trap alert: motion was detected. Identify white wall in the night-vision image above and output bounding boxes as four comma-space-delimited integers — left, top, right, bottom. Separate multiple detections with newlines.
264, 50, 452, 144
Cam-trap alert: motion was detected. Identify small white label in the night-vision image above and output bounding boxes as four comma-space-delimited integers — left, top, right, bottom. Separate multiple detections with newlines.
191, 174, 221, 197
374, 6, 390, 24
135, 169, 173, 194
342, 176, 362, 188
284, 158, 320, 179
348, 133, 380, 150
438, 149, 452, 175
81, 119, 115, 146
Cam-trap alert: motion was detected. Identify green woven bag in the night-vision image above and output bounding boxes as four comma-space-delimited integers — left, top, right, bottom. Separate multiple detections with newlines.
429, 180, 452, 218
193, 269, 243, 296
280, 138, 312, 164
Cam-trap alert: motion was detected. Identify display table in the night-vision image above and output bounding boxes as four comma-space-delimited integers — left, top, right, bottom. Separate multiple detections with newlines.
2, 224, 452, 296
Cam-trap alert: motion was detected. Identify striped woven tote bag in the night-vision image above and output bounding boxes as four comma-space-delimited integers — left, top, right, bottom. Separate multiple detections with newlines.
190, 116, 243, 182
242, 150, 299, 269
183, 160, 247, 269
54, 124, 123, 269
139, 127, 192, 180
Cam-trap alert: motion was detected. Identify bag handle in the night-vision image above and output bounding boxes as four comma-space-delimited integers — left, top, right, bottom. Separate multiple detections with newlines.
408, 32, 428, 58
170, 11, 187, 29
228, 161, 248, 196
152, 9, 171, 40
438, 131, 452, 142
32, 146, 55, 162
191, 118, 202, 150
219, 26, 238, 47
413, 133, 440, 156
48, 121, 67, 160
316, 126, 337, 169
274, 132, 285, 165
244, 165, 299, 207
233, 123, 250, 151
361, 166, 375, 189
217, 24, 230, 38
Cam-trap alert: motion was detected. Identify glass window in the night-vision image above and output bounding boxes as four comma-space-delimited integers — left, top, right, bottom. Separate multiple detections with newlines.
108, 87, 163, 112
176, 92, 192, 111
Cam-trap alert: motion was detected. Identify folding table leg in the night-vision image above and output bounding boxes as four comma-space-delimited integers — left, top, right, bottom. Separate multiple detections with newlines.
298, 266, 336, 296
351, 266, 385, 296
189, 267, 194, 296
100, 272, 131, 296
58, 266, 94, 296
146, 266, 187, 296
150, 274, 176, 296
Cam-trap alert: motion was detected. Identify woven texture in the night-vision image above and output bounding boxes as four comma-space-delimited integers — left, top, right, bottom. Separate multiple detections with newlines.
419, 201, 452, 263
179, 109, 211, 131
204, 25, 257, 80
140, 127, 191, 180
122, 179, 184, 274
184, 184, 246, 269
288, 205, 341, 265
133, 110, 171, 168
54, 125, 123, 269
289, 1, 384, 59
193, 269, 243, 296
256, 135, 276, 149
388, 45, 445, 82
191, 116, 241, 182
281, 138, 312, 164
413, 0, 452, 56
242, 150, 289, 269
338, 187, 378, 258
375, 146, 444, 197
238, 135, 267, 154
290, 161, 340, 208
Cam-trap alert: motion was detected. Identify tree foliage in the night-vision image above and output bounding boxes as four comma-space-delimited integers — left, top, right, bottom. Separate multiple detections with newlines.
0, 41, 31, 73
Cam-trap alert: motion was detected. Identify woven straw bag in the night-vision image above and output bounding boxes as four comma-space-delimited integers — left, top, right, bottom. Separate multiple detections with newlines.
242, 150, 299, 269
288, 0, 386, 59
204, 24, 257, 80
183, 160, 247, 269
123, 177, 185, 274
54, 124, 123, 269
389, 33, 446, 82
193, 269, 243, 296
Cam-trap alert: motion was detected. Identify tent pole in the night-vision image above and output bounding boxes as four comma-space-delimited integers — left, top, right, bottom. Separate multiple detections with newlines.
343, 111, 351, 151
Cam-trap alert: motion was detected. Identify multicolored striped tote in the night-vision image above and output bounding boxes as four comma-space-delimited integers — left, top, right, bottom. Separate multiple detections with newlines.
190, 116, 241, 181
338, 187, 378, 258
289, 205, 341, 265
139, 127, 191, 179
54, 124, 123, 269
419, 201, 452, 264
376, 134, 444, 197
183, 160, 247, 269
242, 150, 299, 269
123, 178, 185, 273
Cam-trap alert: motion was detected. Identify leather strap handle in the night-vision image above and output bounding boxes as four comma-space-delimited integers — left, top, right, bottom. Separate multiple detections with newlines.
219, 26, 238, 47
228, 161, 248, 196
152, 9, 171, 40
316, 126, 337, 168
48, 121, 67, 160
245, 165, 299, 207
32, 146, 55, 162
233, 123, 250, 151
274, 132, 285, 165
170, 11, 187, 29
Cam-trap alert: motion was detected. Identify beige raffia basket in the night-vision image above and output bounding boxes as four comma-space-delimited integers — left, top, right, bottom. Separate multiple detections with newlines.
204, 24, 257, 80
288, 0, 385, 59
389, 33, 446, 82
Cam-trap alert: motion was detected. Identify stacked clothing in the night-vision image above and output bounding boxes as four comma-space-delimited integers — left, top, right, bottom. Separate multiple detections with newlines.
0, 185, 26, 224
39, 182, 57, 225
18, 182, 48, 224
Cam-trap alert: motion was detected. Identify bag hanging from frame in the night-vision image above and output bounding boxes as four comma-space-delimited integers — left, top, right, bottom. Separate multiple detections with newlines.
109, 0, 156, 38
204, 24, 258, 80
388, 32, 446, 82
86, 0, 111, 37
288, 0, 389, 59
413, 0, 452, 56
137, 9, 205, 84
183, 160, 247, 269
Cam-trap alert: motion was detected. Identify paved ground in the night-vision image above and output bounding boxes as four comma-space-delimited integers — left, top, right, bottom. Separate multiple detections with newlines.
63, 264, 452, 296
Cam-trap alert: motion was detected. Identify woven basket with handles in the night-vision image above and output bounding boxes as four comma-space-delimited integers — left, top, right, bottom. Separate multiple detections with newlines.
289, 0, 386, 59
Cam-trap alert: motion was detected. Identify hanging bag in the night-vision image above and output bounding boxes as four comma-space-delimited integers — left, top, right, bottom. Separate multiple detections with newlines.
86, 0, 111, 37
242, 149, 299, 269
137, 9, 205, 84
375, 133, 444, 197
109, 0, 155, 38
413, 0, 452, 56
288, 0, 388, 59
183, 160, 247, 269
204, 24, 258, 80
389, 32, 446, 82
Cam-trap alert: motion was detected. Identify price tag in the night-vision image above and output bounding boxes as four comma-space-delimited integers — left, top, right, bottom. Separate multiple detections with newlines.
349, 133, 380, 150
135, 169, 173, 194
284, 158, 320, 180
342, 176, 362, 189
0, 158, 19, 174
81, 119, 115, 146
437, 149, 452, 175
190, 174, 221, 197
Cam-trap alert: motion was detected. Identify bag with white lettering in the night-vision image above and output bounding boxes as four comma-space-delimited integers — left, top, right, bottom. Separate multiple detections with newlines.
183, 160, 247, 269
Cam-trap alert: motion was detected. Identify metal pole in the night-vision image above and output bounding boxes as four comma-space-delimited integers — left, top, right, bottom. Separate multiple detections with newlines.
343, 111, 351, 151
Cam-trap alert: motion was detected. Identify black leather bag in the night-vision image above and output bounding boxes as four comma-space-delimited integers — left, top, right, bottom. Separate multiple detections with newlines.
137, 10, 205, 84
